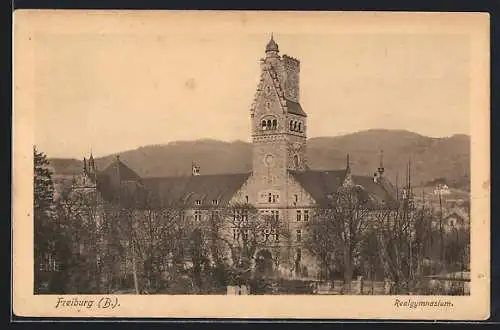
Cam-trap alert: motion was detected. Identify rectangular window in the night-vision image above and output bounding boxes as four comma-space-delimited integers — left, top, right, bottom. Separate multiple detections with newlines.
242, 209, 248, 223
304, 210, 309, 222
194, 210, 202, 222
268, 193, 272, 203
195, 200, 201, 206
294, 194, 298, 203
212, 199, 218, 205
296, 230, 302, 242
233, 228, 240, 240
245, 195, 249, 203
296, 210, 302, 222
242, 229, 249, 241
274, 210, 279, 222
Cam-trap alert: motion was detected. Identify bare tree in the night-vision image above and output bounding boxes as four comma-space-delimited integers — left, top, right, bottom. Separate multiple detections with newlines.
372, 196, 435, 294
108, 190, 191, 294
305, 185, 371, 292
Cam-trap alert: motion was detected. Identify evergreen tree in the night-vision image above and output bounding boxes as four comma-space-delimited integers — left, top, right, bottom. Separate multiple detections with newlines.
33, 146, 55, 293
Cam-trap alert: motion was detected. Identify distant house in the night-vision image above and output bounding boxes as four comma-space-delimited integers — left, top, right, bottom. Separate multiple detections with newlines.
434, 184, 451, 196
442, 207, 470, 232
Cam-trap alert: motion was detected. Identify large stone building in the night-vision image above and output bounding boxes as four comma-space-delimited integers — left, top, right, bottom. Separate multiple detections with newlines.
72, 36, 397, 280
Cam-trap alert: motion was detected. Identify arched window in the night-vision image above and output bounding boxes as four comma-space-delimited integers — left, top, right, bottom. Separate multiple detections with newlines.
272, 119, 277, 129
298, 122, 302, 132
267, 119, 272, 128
293, 121, 297, 131
262, 120, 267, 130
290, 120, 294, 131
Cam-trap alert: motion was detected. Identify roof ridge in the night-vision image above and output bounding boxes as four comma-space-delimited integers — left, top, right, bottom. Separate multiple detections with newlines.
143, 172, 252, 180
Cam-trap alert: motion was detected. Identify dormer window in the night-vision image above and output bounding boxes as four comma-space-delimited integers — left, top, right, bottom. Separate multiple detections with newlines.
265, 102, 271, 110
195, 200, 201, 206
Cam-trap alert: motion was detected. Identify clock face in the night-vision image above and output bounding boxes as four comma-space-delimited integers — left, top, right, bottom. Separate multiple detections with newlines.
264, 154, 275, 167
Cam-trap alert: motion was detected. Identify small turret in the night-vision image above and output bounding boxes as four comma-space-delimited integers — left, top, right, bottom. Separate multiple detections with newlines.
265, 33, 279, 54
88, 151, 96, 173
264, 34, 280, 65
343, 154, 354, 187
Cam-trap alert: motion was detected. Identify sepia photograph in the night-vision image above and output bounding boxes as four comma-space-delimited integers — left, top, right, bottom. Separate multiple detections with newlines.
13, 10, 490, 319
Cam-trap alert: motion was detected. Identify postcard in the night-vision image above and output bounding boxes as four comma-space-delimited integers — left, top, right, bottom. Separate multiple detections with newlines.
12, 10, 490, 319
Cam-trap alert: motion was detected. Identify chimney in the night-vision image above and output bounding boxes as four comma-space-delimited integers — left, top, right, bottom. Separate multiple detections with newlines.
192, 162, 200, 176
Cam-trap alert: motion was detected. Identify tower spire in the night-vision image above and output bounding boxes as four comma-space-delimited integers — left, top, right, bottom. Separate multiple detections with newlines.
265, 33, 279, 54
89, 147, 95, 172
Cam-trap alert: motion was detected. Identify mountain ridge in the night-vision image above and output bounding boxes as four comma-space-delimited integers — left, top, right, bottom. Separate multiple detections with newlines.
47, 129, 470, 190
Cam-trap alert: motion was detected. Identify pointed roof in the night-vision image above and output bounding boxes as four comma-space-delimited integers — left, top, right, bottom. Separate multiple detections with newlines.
266, 34, 279, 53
100, 156, 142, 182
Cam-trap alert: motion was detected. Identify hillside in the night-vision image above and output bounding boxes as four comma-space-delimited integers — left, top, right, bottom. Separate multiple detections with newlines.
48, 129, 470, 191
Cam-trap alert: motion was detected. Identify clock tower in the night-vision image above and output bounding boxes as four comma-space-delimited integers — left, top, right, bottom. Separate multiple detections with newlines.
250, 35, 308, 192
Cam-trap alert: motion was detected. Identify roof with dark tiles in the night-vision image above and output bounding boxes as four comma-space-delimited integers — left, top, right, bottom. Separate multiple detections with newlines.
92, 157, 395, 209
289, 170, 397, 207
285, 99, 307, 117
141, 173, 251, 207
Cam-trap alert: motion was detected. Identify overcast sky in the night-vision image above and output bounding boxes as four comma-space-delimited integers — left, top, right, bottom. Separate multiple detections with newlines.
30, 12, 472, 159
